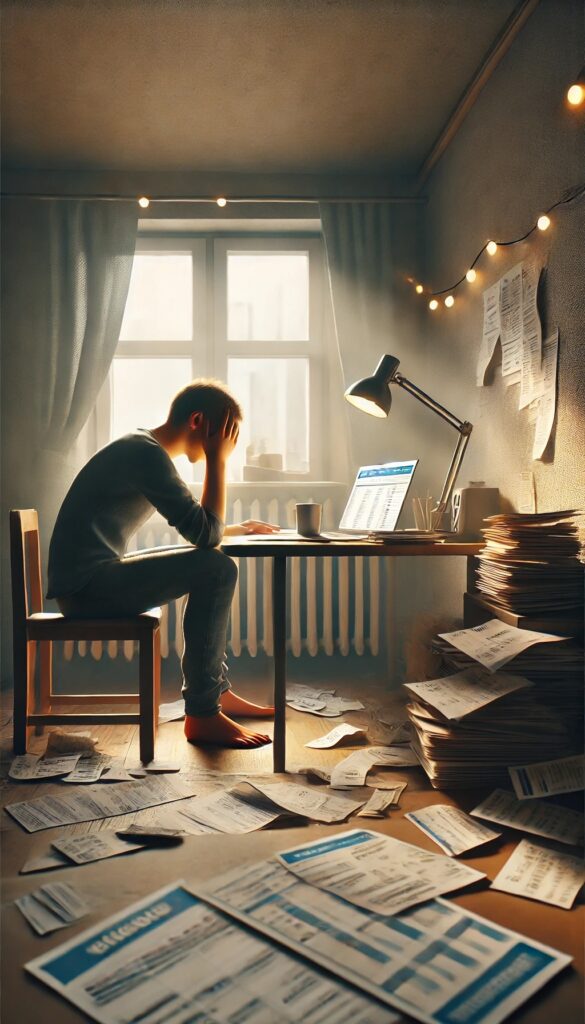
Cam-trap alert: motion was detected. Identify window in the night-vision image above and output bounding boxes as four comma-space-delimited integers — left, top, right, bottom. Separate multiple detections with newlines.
109, 233, 327, 483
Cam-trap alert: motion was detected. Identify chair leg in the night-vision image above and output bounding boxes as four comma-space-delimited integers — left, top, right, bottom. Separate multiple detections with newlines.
154, 629, 161, 712
138, 632, 156, 764
35, 641, 53, 735
13, 638, 34, 754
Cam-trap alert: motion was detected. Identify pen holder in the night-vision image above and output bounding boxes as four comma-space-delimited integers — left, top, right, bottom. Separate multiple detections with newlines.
412, 497, 446, 532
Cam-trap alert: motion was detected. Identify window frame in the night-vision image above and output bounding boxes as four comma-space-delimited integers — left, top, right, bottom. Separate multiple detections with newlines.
104, 231, 329, 482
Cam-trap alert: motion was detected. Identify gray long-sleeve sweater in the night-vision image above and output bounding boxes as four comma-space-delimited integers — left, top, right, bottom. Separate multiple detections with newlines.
47, 429, 223, 598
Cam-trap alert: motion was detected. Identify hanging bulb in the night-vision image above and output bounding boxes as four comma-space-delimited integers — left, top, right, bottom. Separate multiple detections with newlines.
216, 197, 227, 207
415, 283, 423, 294
466, 268, 477, 282
138, 196, 150, 208
537, 214, 551, 231
444, 295, 455, 308
429, 298, 439, 310
567, 83, 585, 106
486, 240, 498, 255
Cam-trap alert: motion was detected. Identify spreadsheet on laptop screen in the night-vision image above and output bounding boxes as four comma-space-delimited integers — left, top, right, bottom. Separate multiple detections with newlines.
339, 460, 418, 533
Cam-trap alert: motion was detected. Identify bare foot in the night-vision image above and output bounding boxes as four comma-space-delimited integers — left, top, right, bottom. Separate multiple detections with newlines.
185, 711, 272, 748
221, 690, 275, 719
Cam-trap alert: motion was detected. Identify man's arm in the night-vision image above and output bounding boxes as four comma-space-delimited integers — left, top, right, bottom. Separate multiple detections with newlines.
200, 410, 240, 526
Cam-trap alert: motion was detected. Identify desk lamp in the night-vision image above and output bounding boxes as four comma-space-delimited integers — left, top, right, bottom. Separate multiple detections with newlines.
345, 354, 473, 530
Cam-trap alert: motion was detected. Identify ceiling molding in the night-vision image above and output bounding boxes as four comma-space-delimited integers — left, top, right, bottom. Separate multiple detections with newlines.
416, 0, 540, 190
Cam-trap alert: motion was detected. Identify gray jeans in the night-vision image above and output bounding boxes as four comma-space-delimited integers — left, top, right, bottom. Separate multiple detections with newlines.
58, 546, 238, 717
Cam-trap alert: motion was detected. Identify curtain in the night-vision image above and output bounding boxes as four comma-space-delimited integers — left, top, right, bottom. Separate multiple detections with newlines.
1, 198, 137, 680
320, 202, 397, 469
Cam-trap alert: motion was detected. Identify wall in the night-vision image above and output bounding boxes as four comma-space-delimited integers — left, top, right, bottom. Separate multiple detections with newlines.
389, 0, 585, 683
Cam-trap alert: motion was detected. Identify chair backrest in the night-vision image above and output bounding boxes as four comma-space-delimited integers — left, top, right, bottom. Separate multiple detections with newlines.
10, 510, 44, 626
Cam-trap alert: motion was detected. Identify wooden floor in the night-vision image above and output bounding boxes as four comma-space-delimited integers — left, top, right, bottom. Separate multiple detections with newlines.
1, 672, 583, 1024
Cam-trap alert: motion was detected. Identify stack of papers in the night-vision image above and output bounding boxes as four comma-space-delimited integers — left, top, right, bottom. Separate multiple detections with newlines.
406, 671, 579, 790
476, 511, 584, 614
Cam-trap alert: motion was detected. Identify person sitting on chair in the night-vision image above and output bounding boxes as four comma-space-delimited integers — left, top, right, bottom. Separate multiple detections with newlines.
47, 378, 278, 749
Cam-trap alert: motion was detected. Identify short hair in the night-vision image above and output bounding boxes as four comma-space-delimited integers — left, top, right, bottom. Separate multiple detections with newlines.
167, 378, 243, 430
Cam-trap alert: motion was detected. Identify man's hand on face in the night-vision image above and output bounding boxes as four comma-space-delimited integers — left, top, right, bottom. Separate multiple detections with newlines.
202, 409, 239, 463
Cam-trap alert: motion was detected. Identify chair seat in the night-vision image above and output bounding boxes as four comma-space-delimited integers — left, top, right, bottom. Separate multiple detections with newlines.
27, 608, 162, 641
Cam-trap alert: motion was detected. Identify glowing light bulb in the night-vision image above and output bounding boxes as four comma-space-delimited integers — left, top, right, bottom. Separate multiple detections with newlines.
429, 299, 439, 311
567, 83, 585, 106
138, 196, 150, 208
216, 197, 227, 207
444, 295, 455, 308
415, 283, 423, 294
466, 268, 477, 283
537, 214, 551, 231
486, 240, 498, 255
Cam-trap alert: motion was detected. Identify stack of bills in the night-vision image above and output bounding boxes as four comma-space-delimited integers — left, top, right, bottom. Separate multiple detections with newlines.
476, 510, 583, 615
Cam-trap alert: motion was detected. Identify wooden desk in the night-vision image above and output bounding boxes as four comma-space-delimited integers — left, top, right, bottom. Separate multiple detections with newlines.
222, 537, 482, 771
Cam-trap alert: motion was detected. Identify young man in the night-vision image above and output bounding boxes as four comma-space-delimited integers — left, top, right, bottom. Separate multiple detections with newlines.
47, 379, 279, 749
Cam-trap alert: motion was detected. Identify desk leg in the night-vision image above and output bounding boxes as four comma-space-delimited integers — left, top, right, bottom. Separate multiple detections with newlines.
272, 555, 287, 772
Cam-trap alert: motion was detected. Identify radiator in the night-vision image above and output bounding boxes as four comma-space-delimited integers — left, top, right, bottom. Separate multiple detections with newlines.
63, 490, 382, 662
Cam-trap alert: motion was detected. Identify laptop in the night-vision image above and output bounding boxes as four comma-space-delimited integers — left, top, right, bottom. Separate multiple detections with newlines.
251, 460, 420, 541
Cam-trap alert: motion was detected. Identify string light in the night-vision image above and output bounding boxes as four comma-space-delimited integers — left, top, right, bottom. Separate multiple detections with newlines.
486, 240, 498, 256
465, 268, 477, 283
415, 283, 423, 294
444, 295, 455, 308
216, 197, 228, 207
537, 214, 551, 231
138, 196, 150, 208
567, 83, 584, 106
429, 299, 439, 310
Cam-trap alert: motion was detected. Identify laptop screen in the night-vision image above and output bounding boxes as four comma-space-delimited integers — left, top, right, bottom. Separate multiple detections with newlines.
339, 460, 418, 533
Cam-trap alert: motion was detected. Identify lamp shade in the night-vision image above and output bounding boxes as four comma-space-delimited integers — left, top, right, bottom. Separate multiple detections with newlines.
344, 375, 391, 417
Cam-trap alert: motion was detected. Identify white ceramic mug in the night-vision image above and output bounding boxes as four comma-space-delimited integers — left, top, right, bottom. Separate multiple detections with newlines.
296, 502, 322, 537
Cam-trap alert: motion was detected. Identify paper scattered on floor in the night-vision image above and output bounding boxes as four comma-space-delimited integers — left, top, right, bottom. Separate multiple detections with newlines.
406, 804, 501, 856
277, 829, 485, 916
5, 775, 196, 832
45, 731, 96, 757
116, 824, 188, 842
490, 839, 585, 909
176, 787, 287, 834
62, 754, 113, 784
286, 684, 363, 717
8, 753, 82, 781
357, 785, 406, 818
246, 780, 365, 823
330, 746, 418, 788
292, 766, 332, 784
305, 723, 367, 748
158, 699, 185, 723
200, 854, 570, 1024
52, 832, 147, 864
20, 849, 71, 874
403, 667, 532, 720
128, 761, 182, 774
509, 754, 585, 800
16, 882, 89, 935
372, 716, 412, 745
471, 788, 584, 846
99, 760, 143, 782
438, 618, 565, 673
26, 882, 402, 1024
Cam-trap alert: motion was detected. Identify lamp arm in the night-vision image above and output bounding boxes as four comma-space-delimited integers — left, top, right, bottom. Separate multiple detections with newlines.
394, 373, 473, 528
394, 373, 468, 432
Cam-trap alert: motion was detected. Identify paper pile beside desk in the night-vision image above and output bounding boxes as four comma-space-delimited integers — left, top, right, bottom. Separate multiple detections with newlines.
476, 510, 584, 614
406, 621, 583, 788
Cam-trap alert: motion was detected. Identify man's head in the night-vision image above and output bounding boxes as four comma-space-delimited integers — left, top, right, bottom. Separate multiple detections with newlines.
167, 378, 243, 462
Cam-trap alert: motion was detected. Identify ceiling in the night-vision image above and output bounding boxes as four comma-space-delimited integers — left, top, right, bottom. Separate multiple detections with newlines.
2, 0, 522, 175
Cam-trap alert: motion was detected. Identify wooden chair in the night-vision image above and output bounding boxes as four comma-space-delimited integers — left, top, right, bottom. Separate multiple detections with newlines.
10, 509, 161, 763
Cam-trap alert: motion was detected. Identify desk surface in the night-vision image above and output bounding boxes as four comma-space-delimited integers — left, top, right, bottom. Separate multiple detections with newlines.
222, 537, 483, 557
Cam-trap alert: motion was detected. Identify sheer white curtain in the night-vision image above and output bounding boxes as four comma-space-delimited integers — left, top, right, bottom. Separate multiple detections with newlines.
1, 198, 137, 678
321, 202, 397, 469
